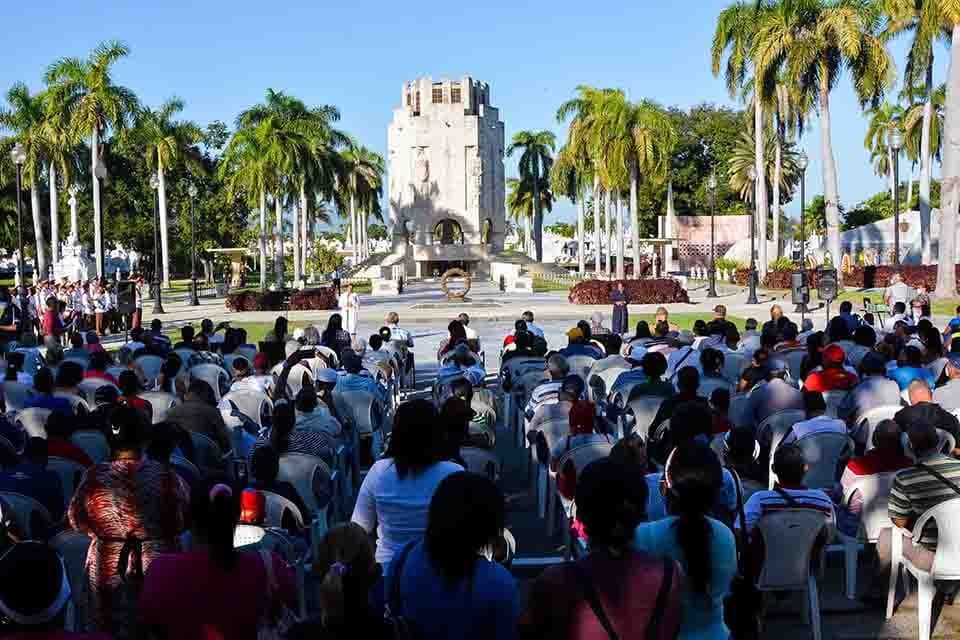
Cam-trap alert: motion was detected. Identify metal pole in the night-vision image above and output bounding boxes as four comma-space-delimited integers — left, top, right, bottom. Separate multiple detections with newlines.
189, 194, 199, 306
14, 165, 25, 334
747, 176, 759, 305
797, 168, 807, 315
96, 175, 105, 278
707, 183, 718, 298
893, 149, 901, 265
152, 187, 164, 314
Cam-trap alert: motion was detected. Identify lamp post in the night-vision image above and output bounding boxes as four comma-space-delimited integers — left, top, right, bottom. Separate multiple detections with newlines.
67, 183, 82, 242
890, 126, 904, 265
796, 152, 809, 313
707, 172, 718, 298
93, 162, 108, 278
10, 143, 27, 333
149, 175, 164, 314
747, 165, 759, 304
187, 183, 199, 306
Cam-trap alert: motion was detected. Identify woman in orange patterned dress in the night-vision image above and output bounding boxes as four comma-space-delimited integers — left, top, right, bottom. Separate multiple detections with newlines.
69, 407, 189, 634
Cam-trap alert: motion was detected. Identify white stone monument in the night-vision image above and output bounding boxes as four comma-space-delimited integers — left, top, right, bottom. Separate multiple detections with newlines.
386, 76, 506, 278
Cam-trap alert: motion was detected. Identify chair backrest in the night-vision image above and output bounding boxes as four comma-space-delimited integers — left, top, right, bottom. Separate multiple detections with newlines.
793, 431, 854, 490
534, 414, 571, 453
756, 508, 830, 590
728, 393, 750, 428
69, 430, 110, 464
260, 489, 305, 531
757, 409, 806, 443
565, 355, 597, 382
785, 350, 806, 382
222, 353, 245, 375
279, 363, 314, 399
844, 472, 898, 542
52, 392, 91, 415
624, 395, 665, 440
189, 432, 227, 472
0, 491, 53, 539
822, 390, 849, 418
910, 498, 960, 579
189, 363, 231, 402
3, 380, 34, 412
459, 447, 499, 481
46, 456, 87, 508
503, 356, 546, 383
173, 348, 197, 373
49, 529, 90, 625
903, 429, 957, 460
139, 391, 180, 424
233, 524, 296, 562
62, 357, 89, 371
234, 345, 258, 364
134, 354, 165, 387
77, 379, 119, 404
587, 364, 629, 403
860, 405, 903, 450
222, 390, 272, 429
722, 352, 748, 384
277, 452, 332, 517
556, 441, 614, 477
332, 389, 381, 435
16, 407, 52, 439
106, 366, 128, 381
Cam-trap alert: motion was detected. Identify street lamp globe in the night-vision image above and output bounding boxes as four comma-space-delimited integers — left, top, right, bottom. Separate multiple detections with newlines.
187, 183, 198, 198
10, 143, 26, 166
798, 152, 808, 172
94, 163, 107, 180
707, 174, 717, 191
149, 174, 159, 190
890, 129, 904, 152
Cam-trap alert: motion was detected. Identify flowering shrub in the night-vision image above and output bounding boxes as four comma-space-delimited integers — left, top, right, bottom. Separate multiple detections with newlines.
290, 287, 338, 310
225, 287, 337, 311
734, 265, 958, 290
568, 279, 690, 305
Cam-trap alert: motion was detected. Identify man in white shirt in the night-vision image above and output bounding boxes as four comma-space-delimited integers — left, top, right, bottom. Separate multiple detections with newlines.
339, 283, 359, 336
522, 310, 545, 339
781, 390, 848, 446
385, 312, 414, 347
884, 273, 915, 310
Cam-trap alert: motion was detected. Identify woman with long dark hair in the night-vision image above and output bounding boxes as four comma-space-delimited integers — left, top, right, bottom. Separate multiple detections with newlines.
633, 441, 737, 639
248, 400, 334, 463
385, 472, 519, 640
351, 399, 462, 564
321, 314, 352, 358
139, 481, 296, 639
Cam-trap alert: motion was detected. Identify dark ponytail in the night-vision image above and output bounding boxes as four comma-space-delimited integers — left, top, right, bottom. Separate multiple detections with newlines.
664, 442, 722, 594
191, 482, 239, 572
270, 402, 295, 454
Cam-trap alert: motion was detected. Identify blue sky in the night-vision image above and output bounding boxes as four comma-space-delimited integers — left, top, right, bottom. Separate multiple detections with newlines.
1, 0, 940, 227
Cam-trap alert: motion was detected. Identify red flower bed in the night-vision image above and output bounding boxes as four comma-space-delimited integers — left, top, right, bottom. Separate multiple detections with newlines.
568, 279, 690, 305
733, 265, 960, 290
225, 287, 337, 312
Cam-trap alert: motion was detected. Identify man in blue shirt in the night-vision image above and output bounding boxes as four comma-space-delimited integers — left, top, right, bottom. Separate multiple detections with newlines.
559, 327, 604, 360
888, 345, 936, 391
0, 437, 65, 525
336, 349, 388, 407
23, 367, 73, 417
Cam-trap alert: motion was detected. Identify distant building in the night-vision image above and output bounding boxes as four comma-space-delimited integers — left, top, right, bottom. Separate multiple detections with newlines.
386, 76, 506, 277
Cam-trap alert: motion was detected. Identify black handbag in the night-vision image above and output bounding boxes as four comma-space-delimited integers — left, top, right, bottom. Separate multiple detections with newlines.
723, 469, 762, 640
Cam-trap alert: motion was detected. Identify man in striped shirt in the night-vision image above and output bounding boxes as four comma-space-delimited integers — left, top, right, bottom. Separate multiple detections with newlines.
877, 421, 960, 577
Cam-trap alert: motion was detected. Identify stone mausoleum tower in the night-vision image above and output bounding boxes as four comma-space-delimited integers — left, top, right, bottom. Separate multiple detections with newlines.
387, 76, 506, 277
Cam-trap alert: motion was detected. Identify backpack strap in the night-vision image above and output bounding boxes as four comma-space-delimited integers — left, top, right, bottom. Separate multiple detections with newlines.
570, 562, 619, 640
774, 486, 800, 508
916, 462, 960, 498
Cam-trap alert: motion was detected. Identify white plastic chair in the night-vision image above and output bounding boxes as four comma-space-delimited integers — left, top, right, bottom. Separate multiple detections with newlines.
261, 489, 306, 531
3, 380, 33, 411
564, 354, 597, 387
46, 456, 87, 508
62, 356, 89, 371
858, 405, 903, 449
222, 389, 272, 429
722, 352, 748, 385
757, 409, 806, 446
728, 393, 750, 428
837, 472, 898, 600
139, 391, 180, 424
15, 407, 52, 438
234, 346, 257, 364
134, 354, 164, 387
756, 508, 832, 640
785, 350, 807, 382
623, 395, 664, 441
69, 430, 109, 464
190, 363, 231, 402
553, 441, 614, 545
790, 431, 854, 491
106, 366, 128, 382
886, 498, 960, 640
173, 348, 197, 373
232, 524, 297, 563
49, 529, 91, 631
822, 390, 850, 418
277, 453, 336, 538
77, 379, 119, 404
52, 392, 91, 415
188, 431, 228, 474
459, 446, 500, 481
0, 491, 53, 539
586, 362, 630, 404
273, 362, 314, 399
904, 429, 957, 460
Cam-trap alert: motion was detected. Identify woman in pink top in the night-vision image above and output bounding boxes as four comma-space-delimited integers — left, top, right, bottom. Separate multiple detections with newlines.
139, 481, 296, 640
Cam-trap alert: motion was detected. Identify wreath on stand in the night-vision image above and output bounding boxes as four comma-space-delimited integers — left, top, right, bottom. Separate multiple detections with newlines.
440, 268, 472, 300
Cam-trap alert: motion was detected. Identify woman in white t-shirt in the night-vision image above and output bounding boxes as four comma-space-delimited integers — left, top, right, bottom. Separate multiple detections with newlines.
351, 399, 462, 564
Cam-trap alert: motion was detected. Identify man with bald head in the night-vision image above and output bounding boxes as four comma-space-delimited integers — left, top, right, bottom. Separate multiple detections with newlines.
894, 379, 960, 443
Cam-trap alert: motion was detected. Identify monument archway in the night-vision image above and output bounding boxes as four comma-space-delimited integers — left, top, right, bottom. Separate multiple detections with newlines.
433, 219, 465, 245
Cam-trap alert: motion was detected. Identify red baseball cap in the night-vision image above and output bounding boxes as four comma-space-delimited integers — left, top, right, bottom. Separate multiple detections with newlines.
822, 344, 845, 366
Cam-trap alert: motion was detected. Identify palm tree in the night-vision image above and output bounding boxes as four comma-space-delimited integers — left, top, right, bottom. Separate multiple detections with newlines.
507, 176, 554, 252
339, 144, 384, 265
39, 90, 79, 264
713, 0, 770, 276
220, 122, 274, 290
771, 81, 809, 256
128, 97, 204, 287
752, 0, 893, 278
0, 83, 49, 277
883, 0, 950, 265
903, 82, 944, 187
550, 145, 588, 274
506, 130, 556, 261
45, 40, 138, 278
728, 126, 802, 227
865, 103, 905, 200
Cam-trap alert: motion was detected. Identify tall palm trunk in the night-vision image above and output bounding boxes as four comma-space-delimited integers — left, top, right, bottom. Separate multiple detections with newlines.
754, 97, 768, 277
921, 60, 935, 265
533, 156, 542, 262
259, 190, 267, 290
908, 165, 914, 207
91, 128, 103, 278
819, 75, 842, 279
576, 189, 585, 276
349, 191, 358, 264
29, 176, 47, 279
593, 177, 601, 275
615, 192, 625, 280
524, 215, 532, 258
935, 24, 960, 298
630, 160, 640, 279
157, 158, 171, 288
601, 189, 610, 276
300, 186, 309, 278
292, 190, 301, 284
274, 193, 283, 288
49, 163, 59, 264
887, 145, 896, 200
772, 137, 782, 258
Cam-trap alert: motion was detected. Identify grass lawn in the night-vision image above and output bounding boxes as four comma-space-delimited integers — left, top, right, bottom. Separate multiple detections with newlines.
533, 277, 575, 293
621, 312, 747, 332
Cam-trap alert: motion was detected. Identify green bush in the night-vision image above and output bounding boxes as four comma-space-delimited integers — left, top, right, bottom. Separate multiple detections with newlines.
768, 256, 796, 272
715, 257, 744, 273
